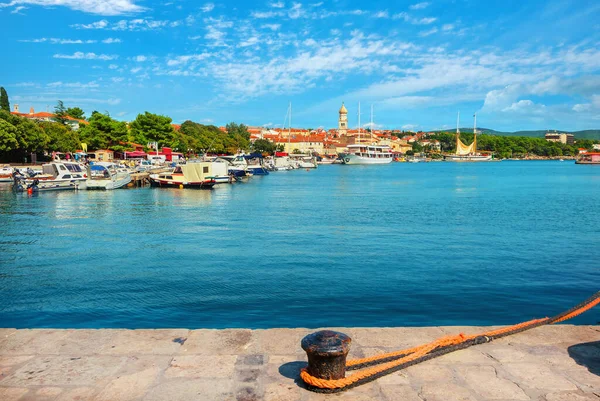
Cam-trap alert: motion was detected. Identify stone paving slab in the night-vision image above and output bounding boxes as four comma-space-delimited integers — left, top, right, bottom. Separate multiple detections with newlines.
0, 325, 598, 400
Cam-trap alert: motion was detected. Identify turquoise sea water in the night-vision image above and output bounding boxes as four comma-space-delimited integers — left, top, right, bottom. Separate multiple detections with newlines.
1, 161, 599, 329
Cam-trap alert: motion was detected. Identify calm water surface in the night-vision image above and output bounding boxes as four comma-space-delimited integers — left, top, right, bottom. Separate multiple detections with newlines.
1, 161, 599, 328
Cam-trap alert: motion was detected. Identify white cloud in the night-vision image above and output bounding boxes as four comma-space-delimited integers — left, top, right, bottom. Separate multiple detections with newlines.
135, 55, 147, 62
130, 67, 142, 73
53, 52, 117, 60
102, 38, 121, 44
373, 11, 389, 18
71, 18, 173, 31
419, 27, 438, 36
442, 24, 454, 31
47, 81, 100, 88
392, 12, 436, 25
262, 24, 281, 31
19, 38, 97, 44
270, 1, 284, 8
166, 53, 211, 66
200, 2, 214, 12
111, 77, 125, 83
0, 0, 145, 15
108, 64, 118, 69
402, 124, 420, 131
10, 5, 26, 13
409, 2, 430, 10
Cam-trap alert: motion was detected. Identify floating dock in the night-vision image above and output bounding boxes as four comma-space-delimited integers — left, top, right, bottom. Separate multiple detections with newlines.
0, 326, 598, 400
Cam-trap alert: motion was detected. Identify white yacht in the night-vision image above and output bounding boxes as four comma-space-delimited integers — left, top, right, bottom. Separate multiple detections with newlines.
339, 104, 393, 165
86, 162, 132, 190
0, 165, 14, 183
25, 162, 87, 191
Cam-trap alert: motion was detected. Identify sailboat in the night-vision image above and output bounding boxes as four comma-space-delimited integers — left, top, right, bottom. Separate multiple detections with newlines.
339, 103, 393, 165
444, 113, 493, 162
273, 102, 294, 171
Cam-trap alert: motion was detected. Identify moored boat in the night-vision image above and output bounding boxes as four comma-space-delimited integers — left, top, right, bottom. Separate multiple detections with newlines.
149, 162, 216, 189
86, 162, 132, 190
0, 165, 14, 183
444, 113, 494, 162
339, 144, 394, 164
21, 162, 87, 191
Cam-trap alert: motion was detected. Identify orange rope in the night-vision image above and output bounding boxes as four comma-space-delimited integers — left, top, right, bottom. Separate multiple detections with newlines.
300, 295, 599, 390
553, 296, 600, 323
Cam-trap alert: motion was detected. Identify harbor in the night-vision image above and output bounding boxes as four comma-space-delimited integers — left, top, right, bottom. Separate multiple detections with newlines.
1, 325, 598, 401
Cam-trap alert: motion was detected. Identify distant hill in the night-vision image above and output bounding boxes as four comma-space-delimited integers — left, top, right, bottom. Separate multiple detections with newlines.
433, 128, 600, 140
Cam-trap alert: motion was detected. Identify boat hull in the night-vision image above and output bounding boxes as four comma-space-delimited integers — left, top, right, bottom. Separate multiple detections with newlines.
444, 155, 494, 162
246, 167, 269, 175
149, 176, 215, 189
26, 178, 87, 191
339, 153, 393, 165
87, 176, 132, 190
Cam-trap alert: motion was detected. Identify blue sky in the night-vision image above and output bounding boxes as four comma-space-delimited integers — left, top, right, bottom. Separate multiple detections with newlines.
1, 0, 599, 131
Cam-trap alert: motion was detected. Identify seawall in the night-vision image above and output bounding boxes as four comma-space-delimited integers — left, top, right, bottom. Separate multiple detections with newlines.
0, 326, 598, 400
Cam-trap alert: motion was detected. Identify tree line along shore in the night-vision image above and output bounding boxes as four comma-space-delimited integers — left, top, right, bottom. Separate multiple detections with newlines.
0, 87, 598, 163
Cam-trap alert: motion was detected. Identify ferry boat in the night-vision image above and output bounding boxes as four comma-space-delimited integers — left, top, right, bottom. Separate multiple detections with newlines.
339, 104, 393, 165
339, 144, 394, 164
22, 162, 87, 191
149, 162, 216, 189
86, 162, 132, 190
444, 113, 493, 162
575, 152, 600, 164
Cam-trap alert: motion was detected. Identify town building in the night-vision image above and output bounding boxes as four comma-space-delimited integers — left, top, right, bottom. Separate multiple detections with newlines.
545, 131, 574, 145
10, 104, 88, 130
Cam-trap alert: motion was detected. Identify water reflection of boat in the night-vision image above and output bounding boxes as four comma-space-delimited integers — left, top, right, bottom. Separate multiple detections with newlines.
149, 162, 216, 189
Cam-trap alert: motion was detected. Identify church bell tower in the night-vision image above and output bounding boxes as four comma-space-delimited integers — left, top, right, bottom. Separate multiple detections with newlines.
338, 102, 348, 136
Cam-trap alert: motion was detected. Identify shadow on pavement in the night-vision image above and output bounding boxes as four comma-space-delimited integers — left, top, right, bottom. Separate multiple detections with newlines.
568, 340, 600, 376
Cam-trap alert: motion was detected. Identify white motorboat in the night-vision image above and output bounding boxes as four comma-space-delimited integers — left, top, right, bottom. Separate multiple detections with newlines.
86, 162, 132, 190
24, 162, 87, 191
0, 165, 14, 183
290, 154, 318, 169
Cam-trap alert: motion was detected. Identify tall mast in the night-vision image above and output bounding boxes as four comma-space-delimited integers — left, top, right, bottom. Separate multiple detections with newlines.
358, 102, 361, 145
456, 111, 460, 134
473, 113, 477, 135
288, 102, 291, 152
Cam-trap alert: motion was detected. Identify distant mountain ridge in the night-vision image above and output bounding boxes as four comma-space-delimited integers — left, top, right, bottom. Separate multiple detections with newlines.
436, 128, 600, 140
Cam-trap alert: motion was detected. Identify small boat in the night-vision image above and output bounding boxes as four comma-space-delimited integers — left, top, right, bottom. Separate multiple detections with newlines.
149, 162, 216, 189
291, 154, 318, 169
244, 154, 270, 175
86, 162, 132, 190
559, 159, 564, 162
22, 162, 87, 191
0, 165, 14, 183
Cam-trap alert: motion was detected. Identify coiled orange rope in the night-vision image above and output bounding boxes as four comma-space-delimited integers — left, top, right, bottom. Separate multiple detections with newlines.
300, 291, 600, 392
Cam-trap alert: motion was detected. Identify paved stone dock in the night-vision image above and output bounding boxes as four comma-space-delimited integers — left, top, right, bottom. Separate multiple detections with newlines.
0, 326, 599, 401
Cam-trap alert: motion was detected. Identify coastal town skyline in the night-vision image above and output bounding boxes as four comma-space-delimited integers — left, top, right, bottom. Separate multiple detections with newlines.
2, 0, 599, 131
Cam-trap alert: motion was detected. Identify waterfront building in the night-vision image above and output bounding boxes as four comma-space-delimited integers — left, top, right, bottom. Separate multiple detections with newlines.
11, 105, 88, 130
545, 131, 574, 145
275, 134, 325, 154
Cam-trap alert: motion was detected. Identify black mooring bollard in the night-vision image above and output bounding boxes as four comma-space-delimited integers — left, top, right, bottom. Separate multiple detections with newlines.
301, 330, 351, 380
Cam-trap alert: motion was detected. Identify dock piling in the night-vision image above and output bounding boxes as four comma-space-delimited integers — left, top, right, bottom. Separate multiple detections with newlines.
301, 330, 351, 380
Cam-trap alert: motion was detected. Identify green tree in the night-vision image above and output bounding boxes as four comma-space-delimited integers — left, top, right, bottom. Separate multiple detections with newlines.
40, 121, 80, 153
78, 111, 129, 150
251, 139, 276, 155
54, 100, 69, 125
0, 119, 19, 152
0, 87, 10, 112
0, 110, 50, 161
66, 107, 85, 120
130, 112, 176, 148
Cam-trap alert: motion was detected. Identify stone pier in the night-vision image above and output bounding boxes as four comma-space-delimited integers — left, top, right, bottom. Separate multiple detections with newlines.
0, 325, 598, 400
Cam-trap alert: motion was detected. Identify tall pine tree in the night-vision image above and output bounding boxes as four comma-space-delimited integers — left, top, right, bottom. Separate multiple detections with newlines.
0, 87, 9, 112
